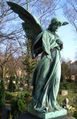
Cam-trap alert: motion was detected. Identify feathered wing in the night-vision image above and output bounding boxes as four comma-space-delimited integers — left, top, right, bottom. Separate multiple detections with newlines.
7, 2, 43, 57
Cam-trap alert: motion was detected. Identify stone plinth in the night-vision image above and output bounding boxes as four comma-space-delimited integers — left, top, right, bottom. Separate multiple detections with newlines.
18, 112, 75, 119
28, 104, 67, 119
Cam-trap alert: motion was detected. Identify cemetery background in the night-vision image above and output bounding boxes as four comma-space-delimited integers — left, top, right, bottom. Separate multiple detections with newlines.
0, 0, 77, 119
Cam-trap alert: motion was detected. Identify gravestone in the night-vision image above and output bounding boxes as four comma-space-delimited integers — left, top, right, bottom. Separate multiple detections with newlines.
61, 90, 68, 96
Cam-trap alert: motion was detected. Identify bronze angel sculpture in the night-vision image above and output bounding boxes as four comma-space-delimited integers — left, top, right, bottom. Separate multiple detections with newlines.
7, 1, 68, 119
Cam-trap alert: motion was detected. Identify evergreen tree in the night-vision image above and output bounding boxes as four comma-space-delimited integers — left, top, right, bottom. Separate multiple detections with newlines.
23, 54, 37, 87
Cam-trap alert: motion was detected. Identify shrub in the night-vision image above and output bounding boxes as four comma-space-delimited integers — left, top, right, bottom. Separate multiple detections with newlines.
0, 79, 5, 108
11, 94, 26, 119
5, 92, 14, 101
73, 111, 77, 118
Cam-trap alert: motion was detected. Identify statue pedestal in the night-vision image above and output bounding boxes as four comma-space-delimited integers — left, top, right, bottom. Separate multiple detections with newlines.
28, 104, 68, 119
18, 112, 75, 119
43, 109, 67, 119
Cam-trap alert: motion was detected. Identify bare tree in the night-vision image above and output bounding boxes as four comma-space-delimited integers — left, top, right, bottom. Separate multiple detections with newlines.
0, 0, 63, 79
62, 0, 77, 32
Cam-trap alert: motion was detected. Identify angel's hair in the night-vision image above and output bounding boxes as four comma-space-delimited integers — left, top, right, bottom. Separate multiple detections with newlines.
48, 18, 68, 31
48, 18, 62, 31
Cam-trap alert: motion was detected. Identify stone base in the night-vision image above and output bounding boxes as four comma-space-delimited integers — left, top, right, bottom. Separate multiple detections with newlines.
18, 112, 75, 119
43, 109, 67, 119
28, 104, 68, 119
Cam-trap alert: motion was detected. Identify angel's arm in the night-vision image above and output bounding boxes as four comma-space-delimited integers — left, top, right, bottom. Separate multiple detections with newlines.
56, 37, 63, 50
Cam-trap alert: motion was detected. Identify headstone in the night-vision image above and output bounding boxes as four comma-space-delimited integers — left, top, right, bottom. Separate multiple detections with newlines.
61, 90, 68, 96
63, 98, 69, 108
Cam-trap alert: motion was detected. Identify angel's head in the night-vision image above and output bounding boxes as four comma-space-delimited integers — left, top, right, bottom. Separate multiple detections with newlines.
48, 18, 68, 32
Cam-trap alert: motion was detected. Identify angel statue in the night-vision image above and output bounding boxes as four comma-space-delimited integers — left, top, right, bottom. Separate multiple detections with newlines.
7, 2, 68, 119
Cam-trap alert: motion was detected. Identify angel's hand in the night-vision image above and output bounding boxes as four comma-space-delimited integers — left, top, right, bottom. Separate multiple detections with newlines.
60, 43, 63, 50
56, 39, 63, 49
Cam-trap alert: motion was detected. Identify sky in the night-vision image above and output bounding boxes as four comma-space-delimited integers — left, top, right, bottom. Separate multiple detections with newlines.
58, 24, 77, 61
55, 8, 77, 61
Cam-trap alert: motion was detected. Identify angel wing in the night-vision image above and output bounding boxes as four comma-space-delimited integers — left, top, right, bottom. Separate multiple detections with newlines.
7, 1, 43, 57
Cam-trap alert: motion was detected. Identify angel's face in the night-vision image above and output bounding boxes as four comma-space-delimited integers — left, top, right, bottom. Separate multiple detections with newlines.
51, 25, 59, 32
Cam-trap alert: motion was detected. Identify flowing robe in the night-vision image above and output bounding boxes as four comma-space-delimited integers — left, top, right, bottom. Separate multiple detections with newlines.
32, 30, 63, 112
